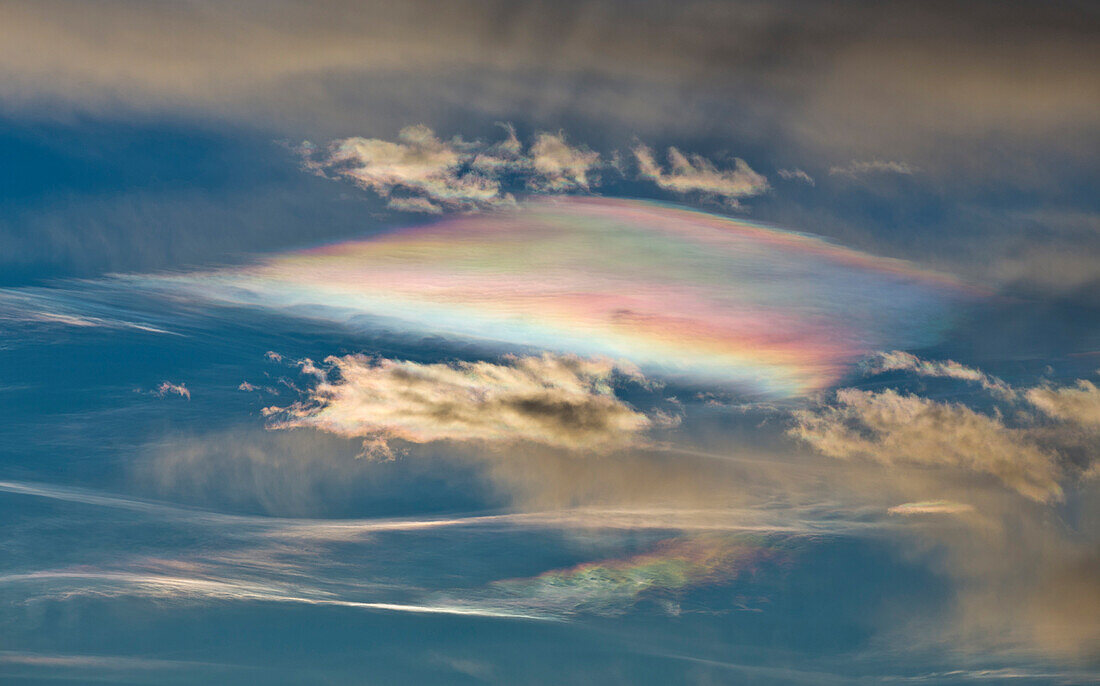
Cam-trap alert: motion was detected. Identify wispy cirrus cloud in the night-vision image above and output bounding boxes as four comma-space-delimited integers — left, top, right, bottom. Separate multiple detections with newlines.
777, 168, 814, 186
887, 500, 975, 516
828, 160, 917, 177
263, 353, 658, 457
863, 350, 1016, 398
632, 144, 768, 207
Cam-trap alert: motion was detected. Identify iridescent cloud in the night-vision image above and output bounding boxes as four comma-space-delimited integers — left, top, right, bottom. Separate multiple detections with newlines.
143, 198, 970, 397
434, 534, 786, 616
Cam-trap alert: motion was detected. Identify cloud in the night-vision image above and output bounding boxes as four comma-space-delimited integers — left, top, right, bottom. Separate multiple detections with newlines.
263, 353, 656, 457
887, 500, 975, 516
785, 357, 1100, 658
307, 125, 607, 212
313, 126, 766, 213
866, 351, 1100, 427
791, 353, 1100, 502
828, 160, 916, 177
864, 350, 1015, 399
432, 534, 784, 616
632, 144, 768, 207
790, 388, 1063, 502
527, 131, 601, 191
1026, 380, 1100, 427
310, 125, 509, 213
155, 381, 190, 400
777, 168, 815, 185
0, 290, 175, 335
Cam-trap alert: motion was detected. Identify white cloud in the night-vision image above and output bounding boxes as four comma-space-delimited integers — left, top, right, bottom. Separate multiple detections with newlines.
308, 125, 604, 212
527, 132, 600, 191
633, 144, 767, 207
828, 160, 917, 177
887, 500, 975, 516
263, 354, 655, 457
314, 125, 509, 213
864, 350, 1016, 399
777, 168, 815, 185
156, 381, 190, 400
1026, 380, 1100, 427
791, 388, 1063, 502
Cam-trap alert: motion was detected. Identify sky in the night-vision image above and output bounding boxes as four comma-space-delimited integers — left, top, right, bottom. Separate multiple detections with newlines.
0, 2, 1098, 684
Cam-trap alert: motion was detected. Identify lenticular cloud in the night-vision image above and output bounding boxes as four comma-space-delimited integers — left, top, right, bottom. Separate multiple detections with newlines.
146, 198, 969, 397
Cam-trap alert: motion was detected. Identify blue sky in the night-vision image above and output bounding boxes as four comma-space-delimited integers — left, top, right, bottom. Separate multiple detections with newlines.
0, 2, 1098, 684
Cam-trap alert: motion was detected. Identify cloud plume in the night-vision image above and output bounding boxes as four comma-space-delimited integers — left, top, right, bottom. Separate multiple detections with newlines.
633, 144, 768, 207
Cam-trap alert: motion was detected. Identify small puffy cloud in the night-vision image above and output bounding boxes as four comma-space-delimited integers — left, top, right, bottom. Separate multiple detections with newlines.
314, 125, 508, 213
633, 144, 767, 207
828, 160, 917, 177
791, 388, 1062, 502
777, 168, 815, 185
527, 132, 600, 191
1026, 380, 1100, 427
156, 381, 191, 400
263, 354, 655, 457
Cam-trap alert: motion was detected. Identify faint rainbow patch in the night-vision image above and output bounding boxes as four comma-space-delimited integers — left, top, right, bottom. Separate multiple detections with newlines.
433, 534, 789, 617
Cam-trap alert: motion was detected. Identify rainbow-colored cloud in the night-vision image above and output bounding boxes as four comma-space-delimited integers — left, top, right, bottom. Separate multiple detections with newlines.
432, 534, 786, 617
152, 198, 969, 396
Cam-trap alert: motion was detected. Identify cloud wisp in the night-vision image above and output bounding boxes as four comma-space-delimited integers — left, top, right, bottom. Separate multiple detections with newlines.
887, 500, 975, 516
263, 353, 656, 458
828, 160, 917, 177
863, 350, 1016, 398
777, 168, 815, 186
633, 144, 768, 207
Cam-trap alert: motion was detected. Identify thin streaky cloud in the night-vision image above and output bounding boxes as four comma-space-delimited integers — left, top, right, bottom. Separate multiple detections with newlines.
828, 160, 917, 177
